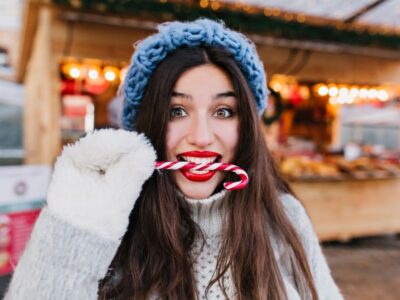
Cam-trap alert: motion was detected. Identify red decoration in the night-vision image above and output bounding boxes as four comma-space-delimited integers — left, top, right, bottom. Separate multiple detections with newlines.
84, 76, 109, 95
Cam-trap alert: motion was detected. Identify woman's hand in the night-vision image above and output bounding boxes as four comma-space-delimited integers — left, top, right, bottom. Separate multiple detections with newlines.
47, 129, 156, 241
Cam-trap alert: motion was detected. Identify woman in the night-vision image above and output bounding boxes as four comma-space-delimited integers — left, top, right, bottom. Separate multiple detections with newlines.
5, 19, 342, 300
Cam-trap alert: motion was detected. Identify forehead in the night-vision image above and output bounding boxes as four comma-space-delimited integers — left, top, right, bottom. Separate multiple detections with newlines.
173, 64, 234, 94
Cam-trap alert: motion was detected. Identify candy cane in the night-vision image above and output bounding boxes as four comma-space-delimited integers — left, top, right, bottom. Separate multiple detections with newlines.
155, 161, 248, 190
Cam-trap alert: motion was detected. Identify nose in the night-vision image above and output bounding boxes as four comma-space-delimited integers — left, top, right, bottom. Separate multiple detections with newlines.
186, 114, 215, 147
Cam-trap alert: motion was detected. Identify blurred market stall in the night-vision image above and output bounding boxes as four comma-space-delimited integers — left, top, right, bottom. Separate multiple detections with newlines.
2, 0, 400, 242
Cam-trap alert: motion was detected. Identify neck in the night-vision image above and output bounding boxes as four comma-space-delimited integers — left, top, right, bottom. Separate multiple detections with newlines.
182, 190, 228, 237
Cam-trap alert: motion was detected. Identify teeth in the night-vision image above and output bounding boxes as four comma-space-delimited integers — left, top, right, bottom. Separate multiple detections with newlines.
190, 170, 209, 174
181, 156, 217, 164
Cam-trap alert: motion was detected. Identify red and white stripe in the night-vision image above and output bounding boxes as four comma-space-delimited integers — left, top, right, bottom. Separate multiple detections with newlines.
155, 161, 249, 190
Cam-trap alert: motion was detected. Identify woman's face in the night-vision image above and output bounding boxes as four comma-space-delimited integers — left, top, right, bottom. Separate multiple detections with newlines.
166, 64, 239, 199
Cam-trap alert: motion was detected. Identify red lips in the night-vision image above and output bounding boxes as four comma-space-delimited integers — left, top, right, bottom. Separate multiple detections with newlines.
177, 150, 220, 158
177, 150, 221, 182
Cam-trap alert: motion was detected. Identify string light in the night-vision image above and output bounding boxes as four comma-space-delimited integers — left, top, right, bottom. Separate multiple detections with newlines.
272, 8, 280, 16
296, 14, 306, 23
328, 86, 338, 97
377, 90, 389, 101
329, 97, 337, 105
315, 83, 392, 105
317, 85, 328, 96
211, 1, 220, 10
367, 88, 378, 99
105, 71, 116, 81
263, 8, 272, 17
284, 13, 293, 21
349, 87, 359, 97
69, 67, 81, 79
359, 88, 368, 98
88, 68, 99, 80
271, 82, 282, 92
62, 62, 125, 86
199, 0, 208, 8
339, 87, 348, 97
103, 66, 120, 82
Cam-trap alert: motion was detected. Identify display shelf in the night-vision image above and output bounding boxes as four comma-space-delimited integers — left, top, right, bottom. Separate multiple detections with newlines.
292, 178, 400, 241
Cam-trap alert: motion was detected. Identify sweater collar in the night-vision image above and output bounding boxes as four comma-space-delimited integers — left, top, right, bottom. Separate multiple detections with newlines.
182, 190, 228, 237
181, 190, 285, 260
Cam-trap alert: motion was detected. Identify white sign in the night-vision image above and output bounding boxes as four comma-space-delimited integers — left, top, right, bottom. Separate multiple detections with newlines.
0, 165, 51, 204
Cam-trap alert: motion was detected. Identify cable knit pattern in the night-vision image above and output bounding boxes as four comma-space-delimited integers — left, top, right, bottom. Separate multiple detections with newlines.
183, 192, 343, 300
122, 18, 268, 130
185, 190, 236, 299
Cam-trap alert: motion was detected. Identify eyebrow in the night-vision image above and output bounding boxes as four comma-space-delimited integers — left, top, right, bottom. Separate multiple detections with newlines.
171, 91, 236, 100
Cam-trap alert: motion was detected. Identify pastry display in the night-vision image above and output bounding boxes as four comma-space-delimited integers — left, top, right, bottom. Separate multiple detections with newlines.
280, 155, 400, 181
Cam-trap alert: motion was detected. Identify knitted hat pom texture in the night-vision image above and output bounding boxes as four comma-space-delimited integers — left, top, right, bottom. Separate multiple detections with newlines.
122, 18, 268, 130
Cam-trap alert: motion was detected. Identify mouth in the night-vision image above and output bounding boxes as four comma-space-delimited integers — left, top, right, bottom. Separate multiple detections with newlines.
176, 151, 222, 181
177, 151, 222, 175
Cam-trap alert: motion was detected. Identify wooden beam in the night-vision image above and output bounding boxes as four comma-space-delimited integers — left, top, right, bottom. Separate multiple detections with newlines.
24, 5, 61, 165
15, 0, 42, 83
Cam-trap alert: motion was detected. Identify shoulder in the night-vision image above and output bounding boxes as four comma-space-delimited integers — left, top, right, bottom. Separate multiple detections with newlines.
278, 193, 318, 253
279, 193, 310, 231
278, 194, 344, 298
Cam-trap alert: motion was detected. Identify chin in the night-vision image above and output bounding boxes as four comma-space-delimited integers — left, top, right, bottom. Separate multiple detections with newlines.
180, 187, 215, 200
174, 172, 223, 200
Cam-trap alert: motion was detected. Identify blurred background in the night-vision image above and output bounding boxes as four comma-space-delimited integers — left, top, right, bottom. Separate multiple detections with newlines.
1, 0, 400, 298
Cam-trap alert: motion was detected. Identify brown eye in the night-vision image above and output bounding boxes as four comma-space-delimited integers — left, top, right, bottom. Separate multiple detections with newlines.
214, 108, 233, 118
169, 107, 187, 119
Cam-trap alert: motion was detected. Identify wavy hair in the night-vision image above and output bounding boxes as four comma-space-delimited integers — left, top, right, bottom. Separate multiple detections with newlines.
99, 47, 318, 300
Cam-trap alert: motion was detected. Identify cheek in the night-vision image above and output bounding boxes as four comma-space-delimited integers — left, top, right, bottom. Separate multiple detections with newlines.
215, 121, 239, 156
225, 131, 239, 155
166, 122, 186, 160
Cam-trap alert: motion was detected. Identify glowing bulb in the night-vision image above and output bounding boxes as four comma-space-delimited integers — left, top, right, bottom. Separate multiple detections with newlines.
359, 88, 368, 98
339, 87, 348, 97
211, 1, 220, 10
329, 97, 337, 105
318, 85, 328, 96
70, 67, 81, 79
349, 87, 359, 97
368, 88, 378, 99
297, 14, 306, 23
264, 8, 272, 16
272, 82, 282, 92
345, 96, 354, 104
377, 90, 389, 101
105, 70, 116, 81
328, 86, 338, 97
88, 69, 99, 80
199, 0, 208, 8
272, 8, 281, 16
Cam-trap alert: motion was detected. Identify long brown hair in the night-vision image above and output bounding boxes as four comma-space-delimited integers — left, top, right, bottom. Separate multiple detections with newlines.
99, 47, 318, 299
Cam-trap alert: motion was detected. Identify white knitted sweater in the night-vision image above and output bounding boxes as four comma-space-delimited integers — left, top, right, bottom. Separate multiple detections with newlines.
4, 189, 343, 300
184, 190, 343, 299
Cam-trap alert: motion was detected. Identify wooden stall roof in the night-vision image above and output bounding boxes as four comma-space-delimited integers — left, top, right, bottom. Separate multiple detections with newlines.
16, 0, 400, 84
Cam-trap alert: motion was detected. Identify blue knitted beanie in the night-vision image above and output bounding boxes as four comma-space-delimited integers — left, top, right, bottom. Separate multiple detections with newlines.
122, 18, 268, 130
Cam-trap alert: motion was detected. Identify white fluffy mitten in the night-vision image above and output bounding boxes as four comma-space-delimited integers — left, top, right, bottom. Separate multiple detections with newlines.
47, 129, 156, 241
